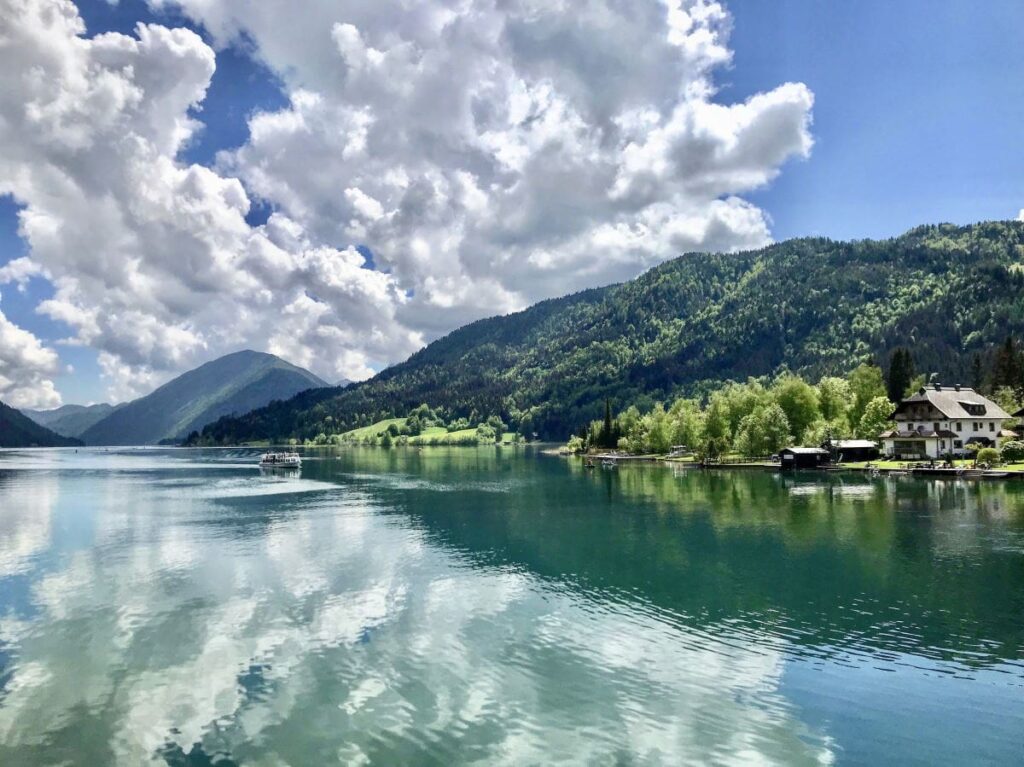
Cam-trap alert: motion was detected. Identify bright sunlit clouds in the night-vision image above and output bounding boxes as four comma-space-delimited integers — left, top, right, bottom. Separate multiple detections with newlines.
0, 0, 814, 405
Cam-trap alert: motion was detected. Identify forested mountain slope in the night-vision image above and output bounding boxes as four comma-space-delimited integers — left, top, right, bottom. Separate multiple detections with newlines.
0, 401, 83, 447
81, 350, 327, 445
23, 403, 121, 439
194, 222, 1024, 442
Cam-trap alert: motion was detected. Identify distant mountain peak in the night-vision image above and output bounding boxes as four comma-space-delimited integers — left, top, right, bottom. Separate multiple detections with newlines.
0, 401, 83, 447
23, 402, 121, 439
79, 350, 329, 445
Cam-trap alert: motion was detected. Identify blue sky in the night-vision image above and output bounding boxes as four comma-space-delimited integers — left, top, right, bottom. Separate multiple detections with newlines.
726, 0, 1024, 241
2, 0, 1023, 405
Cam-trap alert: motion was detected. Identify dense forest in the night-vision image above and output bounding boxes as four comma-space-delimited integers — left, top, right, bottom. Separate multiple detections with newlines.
0, 401, 83, 448
192, 221, 1024, 444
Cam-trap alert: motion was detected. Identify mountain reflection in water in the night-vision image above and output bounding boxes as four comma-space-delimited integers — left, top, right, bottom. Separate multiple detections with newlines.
0, 447, 1021, 765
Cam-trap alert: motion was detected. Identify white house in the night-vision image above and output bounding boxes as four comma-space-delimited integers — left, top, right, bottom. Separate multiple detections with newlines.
879, 384, 1017, 459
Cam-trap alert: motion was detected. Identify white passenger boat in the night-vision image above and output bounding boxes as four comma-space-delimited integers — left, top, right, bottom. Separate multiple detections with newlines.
259, 451, 301, 469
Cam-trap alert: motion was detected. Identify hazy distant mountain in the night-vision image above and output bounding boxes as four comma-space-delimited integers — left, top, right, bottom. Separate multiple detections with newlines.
80, 350, 328, 445
0, 401, 83, 447
23, 403, 122, 439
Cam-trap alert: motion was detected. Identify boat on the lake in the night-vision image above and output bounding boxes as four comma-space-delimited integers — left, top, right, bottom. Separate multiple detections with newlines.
259, 451, 301, 469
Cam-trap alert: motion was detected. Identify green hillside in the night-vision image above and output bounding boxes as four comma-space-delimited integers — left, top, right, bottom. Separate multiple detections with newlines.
23, 403, 121, 438
0, 401, 83, 447
192, 221, 1024, 443
81, 350, 327, 445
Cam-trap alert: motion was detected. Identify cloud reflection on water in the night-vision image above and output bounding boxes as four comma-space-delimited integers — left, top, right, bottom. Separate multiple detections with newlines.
0, 452, 837, 765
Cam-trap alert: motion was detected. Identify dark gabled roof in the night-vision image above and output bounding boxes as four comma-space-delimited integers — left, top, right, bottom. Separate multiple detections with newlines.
780, 447, 829, 455
893, 385, 1011, 420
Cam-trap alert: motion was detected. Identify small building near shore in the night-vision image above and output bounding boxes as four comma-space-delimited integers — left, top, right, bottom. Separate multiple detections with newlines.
822, 439, 879, 462
779, 447, 830, 470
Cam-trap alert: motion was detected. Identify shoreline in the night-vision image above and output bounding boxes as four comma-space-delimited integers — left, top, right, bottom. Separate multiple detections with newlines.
557, 451, 1024, 480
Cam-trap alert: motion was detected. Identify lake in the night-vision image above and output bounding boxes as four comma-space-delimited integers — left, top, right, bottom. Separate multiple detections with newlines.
0, 447, 1022, 765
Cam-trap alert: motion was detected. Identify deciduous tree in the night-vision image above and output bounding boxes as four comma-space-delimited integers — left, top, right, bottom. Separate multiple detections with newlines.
857, 396, 894, 440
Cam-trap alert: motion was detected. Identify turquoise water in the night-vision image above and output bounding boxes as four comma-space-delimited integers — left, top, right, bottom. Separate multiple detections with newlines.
0, 447, 1022, 765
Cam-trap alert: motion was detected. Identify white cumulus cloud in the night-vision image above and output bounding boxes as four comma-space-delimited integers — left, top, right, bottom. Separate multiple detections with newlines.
0, 308, 63, 408
0, 0, 813, 402
0, 0, 421, 399
168, 0, 814, 331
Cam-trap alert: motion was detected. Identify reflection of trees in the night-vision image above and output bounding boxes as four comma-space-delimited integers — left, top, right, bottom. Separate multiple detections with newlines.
368, 455, 1024, 669
1, 448, 1022, 765
0, 449, 835, 765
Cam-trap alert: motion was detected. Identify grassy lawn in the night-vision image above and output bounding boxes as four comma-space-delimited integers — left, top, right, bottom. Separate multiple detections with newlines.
841, 460, 915, 470
339, 417, 407, 440
408, 426, 457, 444
332, 419, 521, 446
408, 426, 448, 442
409, 427, 518, 445
442, 427, 477, 440
842, 460, 960, 469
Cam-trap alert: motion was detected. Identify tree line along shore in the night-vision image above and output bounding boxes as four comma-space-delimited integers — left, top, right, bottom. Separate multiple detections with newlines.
564, 346, 1024, 471
190, 341, 1024, 477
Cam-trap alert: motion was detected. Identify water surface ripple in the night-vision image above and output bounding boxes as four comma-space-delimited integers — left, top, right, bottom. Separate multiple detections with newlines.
0, 447, 1022, 765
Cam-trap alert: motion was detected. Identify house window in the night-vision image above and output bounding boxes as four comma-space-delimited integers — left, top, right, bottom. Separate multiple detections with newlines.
989, 422, 995, 432
974, 422, 980, 431
954, 440, 963, 448
957, 422, 962, 430
933, 422, 940, 431
940, 440, 946, 449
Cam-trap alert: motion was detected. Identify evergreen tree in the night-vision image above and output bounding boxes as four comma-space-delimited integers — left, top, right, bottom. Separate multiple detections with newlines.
886, 348, 915, 402
518, 413, 535, 441
991, 336, 1022, 392
971, 353, 985, 391
601, 398, 614, 448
